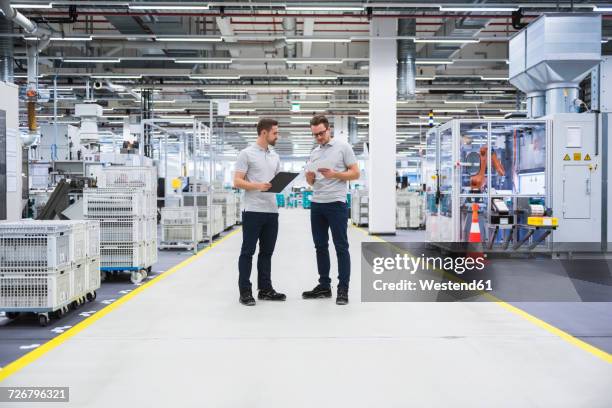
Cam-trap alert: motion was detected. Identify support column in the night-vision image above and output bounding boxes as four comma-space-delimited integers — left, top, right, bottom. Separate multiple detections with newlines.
333, 115, 349, 143
368, 18, 397, 235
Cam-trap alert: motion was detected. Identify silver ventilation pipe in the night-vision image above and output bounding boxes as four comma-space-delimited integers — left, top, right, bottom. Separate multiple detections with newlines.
397, 19, 416, 101
283, 18, 297, 59
0, 0, 52, 39
0, 18, 12, 83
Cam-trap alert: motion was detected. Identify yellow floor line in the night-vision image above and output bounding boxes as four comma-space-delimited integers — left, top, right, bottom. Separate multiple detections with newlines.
0, 227, 242, 382
351, 224, 612, 364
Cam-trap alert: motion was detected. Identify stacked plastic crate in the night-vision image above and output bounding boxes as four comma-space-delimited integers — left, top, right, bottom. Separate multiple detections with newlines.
396, 191, 425, 229
160, 207, 203, 249
350, 189, 369, 226
0, 220, 100, 326
199, 204, 224, 238
84, 166, 157, 284
235, 191, 242, 224
213, 191, 237, 230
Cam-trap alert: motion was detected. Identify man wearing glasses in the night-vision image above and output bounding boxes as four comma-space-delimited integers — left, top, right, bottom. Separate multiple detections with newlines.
303, 114, 360, 305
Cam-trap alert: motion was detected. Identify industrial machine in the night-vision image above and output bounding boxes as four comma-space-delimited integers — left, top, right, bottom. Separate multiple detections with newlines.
425, 13, 611, 256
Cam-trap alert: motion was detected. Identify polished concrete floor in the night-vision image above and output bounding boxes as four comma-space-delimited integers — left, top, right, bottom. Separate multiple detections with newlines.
1, 209, 611, 407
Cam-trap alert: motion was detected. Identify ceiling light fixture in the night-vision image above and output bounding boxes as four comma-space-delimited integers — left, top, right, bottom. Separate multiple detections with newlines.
285, 38, 351, 43
175, 59, 233, 64
50, 36, 92, 41
287, 76, 338, 80
415, 59, 454, 65
13, 3, 53, 9
64, 58, 121, 63
157, 36, 222, 42
439, 6, 518, 12
287, 59, 343, 65
91, 74, 142, 79
190, 75, 241, 79
128, 3, 210, 10
414, 38, 479, 44
285, 5, 363, 11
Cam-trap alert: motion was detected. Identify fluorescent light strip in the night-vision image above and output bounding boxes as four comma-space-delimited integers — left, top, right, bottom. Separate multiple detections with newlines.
13, 3, 52, 9
291, 100, 330, 104
50, 36, 92, 41
414, 38, 479, 44
175, 59, 232, 64
91, 74, 142, 79
157, 36, 222, 42
286, 38, 351, 43
444, 100, 485, 104
439, 6, 518, 12
64, 58, 121, 63
593, 6, 612, 11
191, 75, 241, 79
416, 60, 454, 65
287, 59, 343, 64
202, 89, 248, 93
481, 76, 509, 81
285, 6, 363, 11
129, 3, 210, 10
288, 76, 338, 80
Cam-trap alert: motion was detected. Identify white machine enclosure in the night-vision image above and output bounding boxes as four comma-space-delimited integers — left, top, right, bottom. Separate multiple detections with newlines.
549, 113, 602, 250
0, 82, 22, 221
424, 115, 608, 253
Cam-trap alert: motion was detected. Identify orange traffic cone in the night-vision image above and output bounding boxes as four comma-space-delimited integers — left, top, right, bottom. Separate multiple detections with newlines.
467, 203, 484, 261
469, 203, 481, 243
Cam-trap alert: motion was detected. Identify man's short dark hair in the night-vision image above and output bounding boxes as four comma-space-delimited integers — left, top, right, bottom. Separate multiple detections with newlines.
257, 118, 278, 135
310, 114, 329, 129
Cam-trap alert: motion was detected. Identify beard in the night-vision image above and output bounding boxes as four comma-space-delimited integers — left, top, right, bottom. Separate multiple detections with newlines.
268, 138, 277, 146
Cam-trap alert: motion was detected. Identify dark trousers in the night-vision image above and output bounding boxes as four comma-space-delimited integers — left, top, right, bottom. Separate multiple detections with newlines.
310, 201, 350, 290
238, 211, 279, 292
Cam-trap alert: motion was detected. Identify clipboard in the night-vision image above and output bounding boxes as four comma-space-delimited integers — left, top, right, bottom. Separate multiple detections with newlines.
268, 172, 299, 193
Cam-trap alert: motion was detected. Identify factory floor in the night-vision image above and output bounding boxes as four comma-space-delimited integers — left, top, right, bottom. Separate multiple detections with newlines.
1, 209, 611, 407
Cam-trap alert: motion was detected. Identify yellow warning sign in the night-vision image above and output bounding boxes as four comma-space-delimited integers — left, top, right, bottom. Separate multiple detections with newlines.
563, 154, 571, 161
584, 154, 591, 161
573, 152, 582, 161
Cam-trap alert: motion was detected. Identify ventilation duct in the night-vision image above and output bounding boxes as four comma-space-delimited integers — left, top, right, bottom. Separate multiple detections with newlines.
283, 18, 297, 59
397, 19, 416, 101
509, 13, 601, 117
0, 18, 12, 83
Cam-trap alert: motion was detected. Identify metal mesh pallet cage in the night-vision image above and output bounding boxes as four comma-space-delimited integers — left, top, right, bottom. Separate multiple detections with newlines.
0, 268, 72, 310
84, 188, 155, 218
100, 242, 146, 269
97, 166, 157, 191
161, 207, 199, 225
161, 224, 203, 244
0, 222, 75, 270
96, 216, 148, 243
85, 257, 101, 293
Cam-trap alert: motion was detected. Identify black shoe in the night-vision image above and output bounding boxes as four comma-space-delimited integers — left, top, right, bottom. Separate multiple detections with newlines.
302, 284, 332, 299
258, 288, 286, 301
239, 290, 256, 306
336, 288, 349, 305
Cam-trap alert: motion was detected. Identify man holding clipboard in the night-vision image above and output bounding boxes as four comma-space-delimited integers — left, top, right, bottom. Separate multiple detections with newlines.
233, 118, 287, 306
303, 114, 360, 305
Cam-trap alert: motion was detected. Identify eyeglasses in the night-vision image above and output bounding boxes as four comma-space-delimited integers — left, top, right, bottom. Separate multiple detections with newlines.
312, 129, 328, 138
